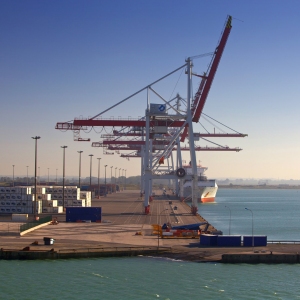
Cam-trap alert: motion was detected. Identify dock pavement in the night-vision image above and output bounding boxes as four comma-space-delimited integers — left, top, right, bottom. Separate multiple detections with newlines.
1, 190, 300, 262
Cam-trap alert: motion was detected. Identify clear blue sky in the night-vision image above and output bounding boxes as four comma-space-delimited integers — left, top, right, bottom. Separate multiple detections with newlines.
1, 0, 299, 180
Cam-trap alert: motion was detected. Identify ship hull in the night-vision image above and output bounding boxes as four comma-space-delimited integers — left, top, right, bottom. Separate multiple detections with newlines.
182, 181, 218, 203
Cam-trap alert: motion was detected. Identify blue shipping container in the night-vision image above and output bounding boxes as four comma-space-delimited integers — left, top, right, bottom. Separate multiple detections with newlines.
200, 234, 218, 246
243, 236, 267, 247
217, 235, 241, 247
66, 207, 102, 222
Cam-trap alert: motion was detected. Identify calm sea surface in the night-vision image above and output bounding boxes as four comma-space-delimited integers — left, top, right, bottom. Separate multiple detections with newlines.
0, 189, 300, 300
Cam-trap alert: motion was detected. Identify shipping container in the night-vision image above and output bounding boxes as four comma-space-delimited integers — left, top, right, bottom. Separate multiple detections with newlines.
66, 207, 102, 222
200, 234, 218, 246
243, 235, 267, 247
217, 235, 241, 247
12, 214, 28, 222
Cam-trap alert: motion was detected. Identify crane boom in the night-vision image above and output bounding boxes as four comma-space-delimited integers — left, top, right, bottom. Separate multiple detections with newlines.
192, 15, 232, 123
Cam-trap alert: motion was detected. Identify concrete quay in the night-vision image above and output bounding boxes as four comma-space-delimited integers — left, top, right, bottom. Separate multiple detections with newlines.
1, 190, 300, 263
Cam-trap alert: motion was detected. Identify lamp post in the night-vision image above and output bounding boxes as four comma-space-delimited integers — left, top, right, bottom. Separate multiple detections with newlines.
77, 151, 83, 189
26, 166, 29, 186
119, 168, 121, 192
125, 169, 127, 190
104, 165, 108, 196
12, 165, 15, 187
38, 167, 40, 185
110, 166, 113, 193
89, 154, 94, 187
122, 169, 124, 191
32, 136, 41, 219
47, 168, 49, 185
157, 208, 168, 251
97, 158, 101, 199
225, 205, 231, 235
56, 168, 58, 185
245, 207, 254, 249
61, 146, 67, 208
115, 167, 117, 192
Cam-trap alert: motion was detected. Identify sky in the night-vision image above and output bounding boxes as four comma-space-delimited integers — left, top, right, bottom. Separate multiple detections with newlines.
1, 0, 300, 181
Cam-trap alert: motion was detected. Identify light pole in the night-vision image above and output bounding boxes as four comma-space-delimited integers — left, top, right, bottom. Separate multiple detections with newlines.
61, 146, 67, 208
32, 136, 40, 218
119, 168, 121, 192
78, 151, 83, 189
47, 168, 49, 185
89, 154, 94, 187
97, 158, 101, 199
225, 205, 231, 235
125, 169, 127, 190
12, 165, 15, 187
56, 168, 58, 185
110, 166, 113, 193
115, 167, 117, 192
26, 166, 29, 186
104, 165, 108, 196
157, 208, 168, 251
245, 208, 254, 249
38, 167, 40, 185
122, 169, 124, 191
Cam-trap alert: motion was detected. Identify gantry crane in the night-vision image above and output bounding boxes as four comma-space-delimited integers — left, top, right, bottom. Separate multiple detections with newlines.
56, 16, 244, 215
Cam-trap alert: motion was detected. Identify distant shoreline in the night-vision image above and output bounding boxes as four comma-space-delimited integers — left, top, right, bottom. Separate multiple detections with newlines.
219, 185, 300, 190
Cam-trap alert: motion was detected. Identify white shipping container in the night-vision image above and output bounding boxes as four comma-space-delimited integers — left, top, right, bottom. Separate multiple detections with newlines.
21, 187, 31, 195
11, 207, 17, 213
42, 200, 58, 207
42, 194, 52, 201
53, 206, 63, 213
42, 207, 53, 213
24, 207, 33, 214
32, 187, 46, 194
12, 214, 28, 222
16, 207, 23, 213
22, 194, 32, 201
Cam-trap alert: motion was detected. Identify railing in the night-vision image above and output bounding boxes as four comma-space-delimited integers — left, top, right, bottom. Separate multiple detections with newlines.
19, 216, 52, 233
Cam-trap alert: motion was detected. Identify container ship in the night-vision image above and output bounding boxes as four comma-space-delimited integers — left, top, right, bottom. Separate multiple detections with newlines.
181, 163, 218, 203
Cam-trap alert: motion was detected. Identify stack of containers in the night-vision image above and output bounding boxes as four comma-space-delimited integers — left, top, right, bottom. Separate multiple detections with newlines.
0, 186, 41, 214
79, 191, 92, 207
0, 186, 91, 214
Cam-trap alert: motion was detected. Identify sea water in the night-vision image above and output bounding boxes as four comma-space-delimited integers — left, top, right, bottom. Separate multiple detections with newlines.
198, 188, 300, 240
0, 189, 300, 300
